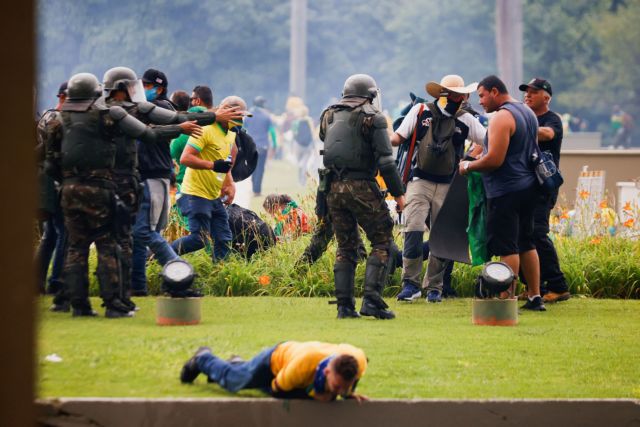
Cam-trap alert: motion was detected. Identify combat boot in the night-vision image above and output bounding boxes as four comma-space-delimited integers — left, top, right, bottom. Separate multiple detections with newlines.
359, 255, 395, 319
334, 261, 360, 319
103, 298, 134, 319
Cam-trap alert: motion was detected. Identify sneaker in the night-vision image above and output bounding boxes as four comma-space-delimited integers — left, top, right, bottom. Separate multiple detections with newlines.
122, 298, 140, 312
543, 291, 570, 303
337, 305, 361, 319
181, 346, 212, 383
396, 283, 422, 302
426, 290, 442, 303
49, 302, 70, 313
360, 298, 395, 319
521, 296, 547, 311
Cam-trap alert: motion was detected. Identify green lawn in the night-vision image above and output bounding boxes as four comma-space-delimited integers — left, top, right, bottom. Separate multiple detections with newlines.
37, 296, 640, 399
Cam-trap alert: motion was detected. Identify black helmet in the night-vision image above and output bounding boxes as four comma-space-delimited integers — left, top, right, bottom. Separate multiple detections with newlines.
474, 262, 515, 299
253, 95, 266, 108
342, 74, 378, 99
66, 73, 101, 100
102, 67, 146, 103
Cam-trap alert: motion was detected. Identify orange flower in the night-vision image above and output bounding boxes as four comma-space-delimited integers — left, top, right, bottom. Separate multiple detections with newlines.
623, 218, 635, 228
599, 200, 608, 209
258, 275, 271, 286
560, 209, 569, 220
579, 190, 590, 200
589, 237, 602, 245
594, 212, 601, 220
623, 201, 633, 213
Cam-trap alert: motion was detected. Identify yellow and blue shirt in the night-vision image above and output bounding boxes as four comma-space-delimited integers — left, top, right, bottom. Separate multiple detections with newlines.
270, 341, 367, 397
181, 123, 235, 200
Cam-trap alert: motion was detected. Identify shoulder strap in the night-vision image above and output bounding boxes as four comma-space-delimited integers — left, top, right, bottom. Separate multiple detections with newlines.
425, 102, 440, 118
402, 103, 425, 184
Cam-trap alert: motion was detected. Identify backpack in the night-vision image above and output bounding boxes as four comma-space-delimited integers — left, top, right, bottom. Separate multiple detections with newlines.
295, 118, 313, 146
231, 127, 258, 182
416, 103, 466, 177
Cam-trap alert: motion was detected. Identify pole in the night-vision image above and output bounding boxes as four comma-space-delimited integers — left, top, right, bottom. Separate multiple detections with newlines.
289, 0, 307, 101
496, 0, 523, 96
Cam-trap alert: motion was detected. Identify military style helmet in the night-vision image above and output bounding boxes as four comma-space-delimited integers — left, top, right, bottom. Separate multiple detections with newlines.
66, 73, 101, 100
102, 66, 146, 103
342, 74, 378, 99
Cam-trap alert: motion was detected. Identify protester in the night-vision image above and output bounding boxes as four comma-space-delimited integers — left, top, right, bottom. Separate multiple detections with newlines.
611, 105, 634, 149
180, 341, 368, 401
392, 75, 485, 303
226, 203, 276, 259
459, 75, 545, 311
171, 96, 247, 261
244, 96, 277, 197
170, 90, 190, 112
263, 194, 310, 239
35, 81, 68, 298
320, 74, 405, 319
292, 106, 315, 187
519, 78, 570, 303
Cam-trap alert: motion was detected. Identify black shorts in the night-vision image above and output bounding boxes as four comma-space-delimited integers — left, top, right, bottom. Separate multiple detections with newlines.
486, 186, 538, 257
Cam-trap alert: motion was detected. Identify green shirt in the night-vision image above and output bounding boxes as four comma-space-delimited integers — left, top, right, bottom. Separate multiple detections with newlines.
170, 106, 207, 188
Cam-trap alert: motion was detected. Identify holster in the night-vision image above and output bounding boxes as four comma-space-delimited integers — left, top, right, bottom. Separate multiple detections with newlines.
315, 168, 334, 217
113, 194, 131, 236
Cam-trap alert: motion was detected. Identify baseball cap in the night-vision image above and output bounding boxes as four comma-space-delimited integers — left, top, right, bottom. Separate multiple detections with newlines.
57, 81, 68, 97
141, 68, 168, 88
519, 78, 552, 97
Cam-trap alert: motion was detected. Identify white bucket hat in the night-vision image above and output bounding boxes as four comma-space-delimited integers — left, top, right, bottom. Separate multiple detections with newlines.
425, 74, 478, 98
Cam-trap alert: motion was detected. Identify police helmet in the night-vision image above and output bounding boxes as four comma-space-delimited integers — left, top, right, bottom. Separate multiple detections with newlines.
66, 73, 102, 100
342, 74, 378, 99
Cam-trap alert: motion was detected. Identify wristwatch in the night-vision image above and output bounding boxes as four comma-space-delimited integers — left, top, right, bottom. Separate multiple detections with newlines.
463, 161, 471, 171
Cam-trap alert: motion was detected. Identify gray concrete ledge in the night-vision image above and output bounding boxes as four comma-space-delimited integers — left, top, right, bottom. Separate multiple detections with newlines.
36, 398, 640, 427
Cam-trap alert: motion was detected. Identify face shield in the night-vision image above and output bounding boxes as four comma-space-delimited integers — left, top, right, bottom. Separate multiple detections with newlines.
372, 88, 382, 112
125, 79, 146, 103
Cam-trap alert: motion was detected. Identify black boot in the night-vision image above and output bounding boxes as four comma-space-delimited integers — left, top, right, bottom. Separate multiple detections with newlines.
334, 261, 360, 319
103, 298, 134, 319
360, 256, 395, 319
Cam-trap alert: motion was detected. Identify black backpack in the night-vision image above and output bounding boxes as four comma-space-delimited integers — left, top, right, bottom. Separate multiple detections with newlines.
231, 127, 258, 182
295, 119, 313, 146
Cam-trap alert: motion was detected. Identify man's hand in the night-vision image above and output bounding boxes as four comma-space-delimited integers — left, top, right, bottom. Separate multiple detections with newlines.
179, 120, 203, 138
220, 174, 236, 205
347, 393, 369, 403
213, 105, 243, 124
394, 195, 406, 212
212, 159, 232, 173
459, 160, 471, 176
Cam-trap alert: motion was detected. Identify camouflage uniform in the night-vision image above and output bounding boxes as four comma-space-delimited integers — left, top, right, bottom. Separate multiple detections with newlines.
298, 212, 366, 265
320, 74, 405, 319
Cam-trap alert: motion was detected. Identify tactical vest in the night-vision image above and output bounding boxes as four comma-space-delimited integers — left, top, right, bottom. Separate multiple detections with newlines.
322, 107, 375, 178
60, 108, 115, 177
112, 103, 140, 174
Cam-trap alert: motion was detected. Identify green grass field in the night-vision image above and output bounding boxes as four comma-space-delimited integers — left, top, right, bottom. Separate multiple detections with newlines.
37, 296, 640, 399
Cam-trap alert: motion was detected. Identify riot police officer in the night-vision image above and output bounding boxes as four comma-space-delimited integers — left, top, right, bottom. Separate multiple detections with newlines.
100, 67, 239, 308
45, 72, 189, 317
320, 74, 406, 319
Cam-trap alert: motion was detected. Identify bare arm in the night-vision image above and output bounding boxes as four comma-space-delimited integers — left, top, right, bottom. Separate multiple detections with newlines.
538, 126, 555, 142
460, 109, 514, 174
180, 144, 213, 170
390, 132, 406, 147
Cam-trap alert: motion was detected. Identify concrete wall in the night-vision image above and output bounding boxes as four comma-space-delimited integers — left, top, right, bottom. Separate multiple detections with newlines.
36, 398, 640, 427
558, 149, 640, 207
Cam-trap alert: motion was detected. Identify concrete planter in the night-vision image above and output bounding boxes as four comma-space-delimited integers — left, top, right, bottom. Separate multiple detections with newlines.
156, 296, 202, 326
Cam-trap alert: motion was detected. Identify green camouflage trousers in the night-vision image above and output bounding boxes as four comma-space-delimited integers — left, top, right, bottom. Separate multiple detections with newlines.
112, 174, 141, 296
326, 180, 394, 265
60, 182, 120, 307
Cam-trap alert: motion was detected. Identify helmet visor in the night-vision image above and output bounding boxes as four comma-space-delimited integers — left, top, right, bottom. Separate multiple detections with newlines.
372, 88, 382, 112
126, 79, 146, 103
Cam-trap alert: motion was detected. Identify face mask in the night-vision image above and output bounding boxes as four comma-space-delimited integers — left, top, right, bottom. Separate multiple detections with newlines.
145, 87, 158, 102
444, 98, 462, 115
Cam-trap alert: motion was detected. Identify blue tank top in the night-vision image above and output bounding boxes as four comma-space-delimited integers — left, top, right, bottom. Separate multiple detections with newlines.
482, 102, 538, 198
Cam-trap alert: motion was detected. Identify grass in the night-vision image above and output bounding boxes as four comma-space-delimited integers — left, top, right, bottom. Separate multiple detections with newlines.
37, 296, 640, 399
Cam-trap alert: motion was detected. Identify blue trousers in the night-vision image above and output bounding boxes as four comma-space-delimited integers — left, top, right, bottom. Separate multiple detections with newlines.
36, 209, 67, 293
197, 346, 276, 393
251, 147, 268, 195
171, 195, 232, 260
131, 182, 179, 292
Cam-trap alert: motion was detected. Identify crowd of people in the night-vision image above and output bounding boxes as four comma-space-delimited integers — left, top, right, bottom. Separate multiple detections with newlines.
34, 65, 582, 400
36, 66, 574, 321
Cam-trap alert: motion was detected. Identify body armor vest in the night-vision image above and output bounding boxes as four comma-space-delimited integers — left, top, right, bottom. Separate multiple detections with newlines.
322, 107, 375, 177
60, 108, 115, 176
112, 103, 139, 174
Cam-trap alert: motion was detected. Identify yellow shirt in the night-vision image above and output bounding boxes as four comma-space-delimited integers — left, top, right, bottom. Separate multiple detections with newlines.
181, 123, 235, 200
270, 341, 367, 395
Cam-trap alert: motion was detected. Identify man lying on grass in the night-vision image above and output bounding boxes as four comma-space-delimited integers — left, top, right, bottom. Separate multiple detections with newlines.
180, 341, 368, 401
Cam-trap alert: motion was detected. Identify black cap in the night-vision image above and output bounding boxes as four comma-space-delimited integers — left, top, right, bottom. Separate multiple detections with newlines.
57, 81, 68, 97
142, 68, 168, 88
519, 78, 552, 97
